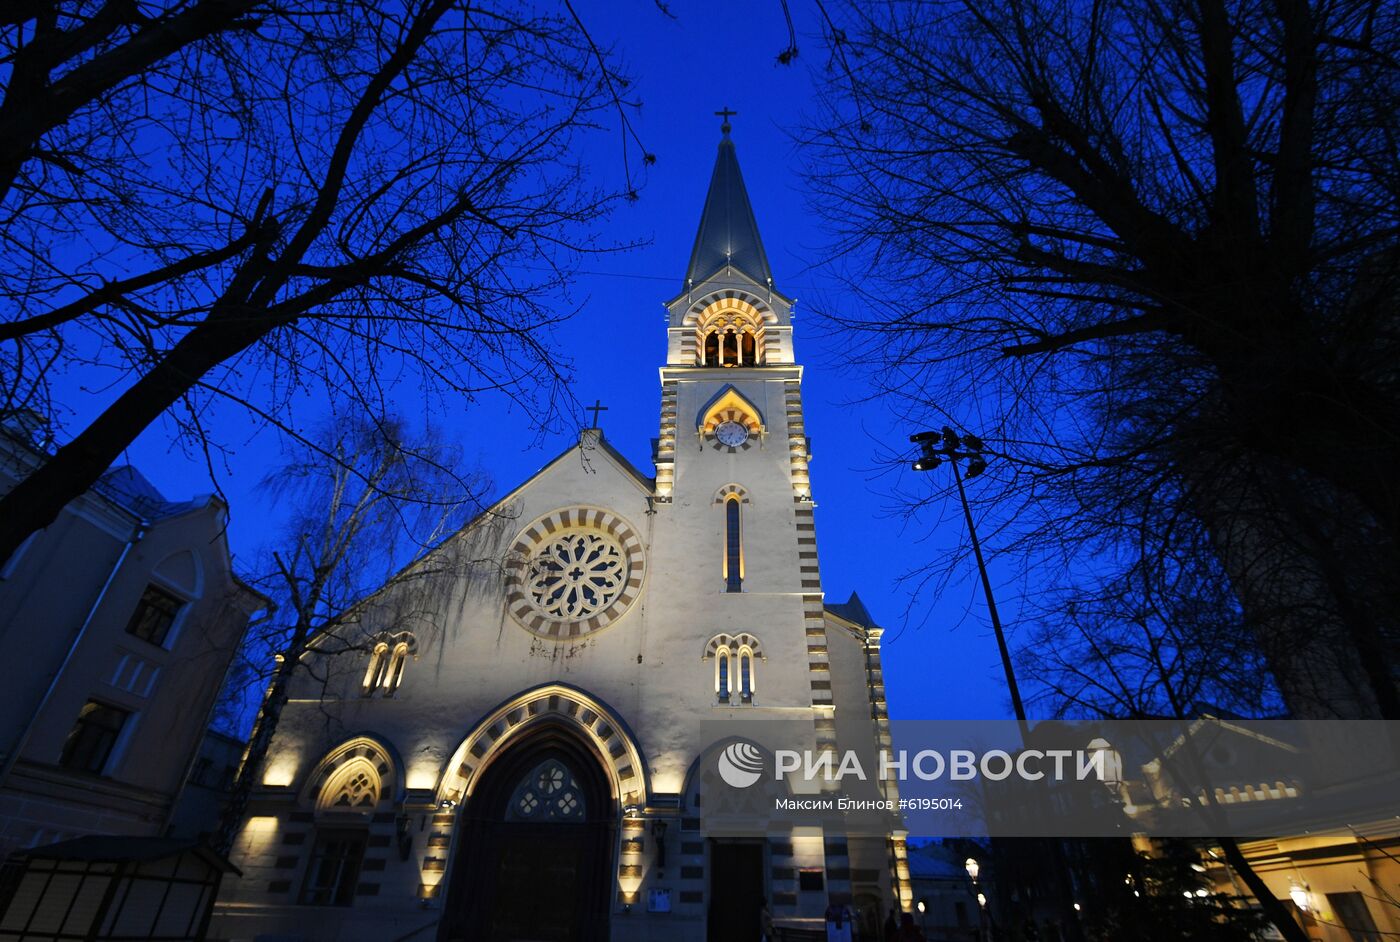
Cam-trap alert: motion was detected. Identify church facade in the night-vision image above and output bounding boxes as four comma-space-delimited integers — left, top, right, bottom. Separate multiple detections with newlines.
213, 125, 911, 942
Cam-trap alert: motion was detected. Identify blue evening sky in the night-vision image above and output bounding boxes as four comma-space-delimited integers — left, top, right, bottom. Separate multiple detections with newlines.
61, 1, 1032, 722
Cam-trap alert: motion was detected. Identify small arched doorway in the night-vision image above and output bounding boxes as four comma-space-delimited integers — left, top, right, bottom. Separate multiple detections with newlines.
439, 726, 614, 942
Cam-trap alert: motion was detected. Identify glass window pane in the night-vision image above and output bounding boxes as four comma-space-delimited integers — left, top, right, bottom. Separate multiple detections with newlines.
124, 585, 183, 647
59, 701, 129, 774
725, 501, 742, 592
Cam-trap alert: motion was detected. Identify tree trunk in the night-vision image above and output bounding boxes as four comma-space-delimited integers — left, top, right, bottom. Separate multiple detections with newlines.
1217, 836, 1309, 942
0, 312, 269, 566
215, 629, 306, 855
1189, 447, 1398, 719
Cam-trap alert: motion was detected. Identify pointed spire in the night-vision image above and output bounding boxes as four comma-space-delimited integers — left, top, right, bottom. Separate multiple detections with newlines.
684, 116, 774, 290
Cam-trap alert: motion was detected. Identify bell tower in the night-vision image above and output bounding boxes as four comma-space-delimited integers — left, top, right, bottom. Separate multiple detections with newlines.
654, 119, 809, 506
644, 114, 836, 751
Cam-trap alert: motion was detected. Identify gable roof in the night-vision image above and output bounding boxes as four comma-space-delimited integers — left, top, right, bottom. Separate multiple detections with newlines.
684, 130, 774, 291
301, 431, 653, 654
826, 591, 879, 630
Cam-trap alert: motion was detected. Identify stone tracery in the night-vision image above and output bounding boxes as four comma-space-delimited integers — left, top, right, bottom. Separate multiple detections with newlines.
505, 508, 646, 638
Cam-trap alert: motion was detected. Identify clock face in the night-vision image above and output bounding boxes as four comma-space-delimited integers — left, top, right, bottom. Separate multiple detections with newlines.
715, 421, 749, 447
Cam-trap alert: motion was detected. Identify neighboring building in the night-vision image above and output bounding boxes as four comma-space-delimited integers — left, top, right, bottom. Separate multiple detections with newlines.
212, 123, 908, 942
1109, 717, 1400, 942
905, 842, 981, 941
0, 417, 264, 856
169, 730, 248, 843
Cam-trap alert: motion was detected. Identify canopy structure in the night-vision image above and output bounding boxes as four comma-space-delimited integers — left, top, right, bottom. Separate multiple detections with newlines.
0, 836, 237, 942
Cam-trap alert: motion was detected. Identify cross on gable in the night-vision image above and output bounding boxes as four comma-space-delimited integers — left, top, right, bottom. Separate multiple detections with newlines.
585, 399, 608, 427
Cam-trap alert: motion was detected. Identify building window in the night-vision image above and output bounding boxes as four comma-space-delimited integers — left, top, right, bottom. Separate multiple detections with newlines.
385, 643, 409, 695
299, 829, 366, 906
703, 331, 720, 365
705, 633, 764, 706
740, 331, 756, 366
361, 643, 389, 696
362, 635, 414, 697
327, 767, 379, 810
124, 584, 183, 647
505, 759, 587, 821
725, 498, 743, 592
59, 701, 129, 774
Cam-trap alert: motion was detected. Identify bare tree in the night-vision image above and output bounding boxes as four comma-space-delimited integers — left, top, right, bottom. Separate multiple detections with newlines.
213, 413, 488, 853
1020, 559, 1307, 942
799, 0, 1400, 717
0, 0, 647, 565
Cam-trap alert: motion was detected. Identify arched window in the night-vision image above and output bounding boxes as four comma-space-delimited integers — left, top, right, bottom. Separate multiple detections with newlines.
723, 331, 739, 366
725, 498, 743, 592
505, 759, 587, 822
385, 643, 410, 696
362, 634, 415, 696
362, 643, 389, 696
703, 331, 720, 366
319, 758, 382, 812
741, 331, 756, 366
704, 633, 764, 706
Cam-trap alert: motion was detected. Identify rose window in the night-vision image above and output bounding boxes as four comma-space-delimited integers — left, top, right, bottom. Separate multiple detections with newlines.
525, 531, 628, 620
506, 508, 646, 638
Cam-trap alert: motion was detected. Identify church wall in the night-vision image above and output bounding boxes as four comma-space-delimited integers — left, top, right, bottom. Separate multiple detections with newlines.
825, 618, 899, 915
211, 134, 902, 940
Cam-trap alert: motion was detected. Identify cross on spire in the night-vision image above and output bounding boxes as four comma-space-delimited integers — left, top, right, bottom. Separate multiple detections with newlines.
715, 107, 738, 135
585, 399, 609, 428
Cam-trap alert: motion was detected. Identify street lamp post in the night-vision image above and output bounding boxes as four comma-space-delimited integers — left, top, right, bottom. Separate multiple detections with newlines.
915, 430, 1082, 942
910, 427, 1028, 742
965, 857, 985, 942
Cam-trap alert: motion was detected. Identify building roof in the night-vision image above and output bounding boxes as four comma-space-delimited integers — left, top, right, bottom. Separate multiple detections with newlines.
18, 835, 240, 873
905, 843, 973, 880
1, 416, 215, 523
94, 464, 207, 519
826, 591, 879, 630
685, 130, 774, 290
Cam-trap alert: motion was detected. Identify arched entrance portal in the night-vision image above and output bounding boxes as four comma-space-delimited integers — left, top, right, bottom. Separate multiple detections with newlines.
439, 727, 614, 942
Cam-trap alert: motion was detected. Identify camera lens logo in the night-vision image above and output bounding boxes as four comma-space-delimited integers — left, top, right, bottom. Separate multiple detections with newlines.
717, 741, 765, 788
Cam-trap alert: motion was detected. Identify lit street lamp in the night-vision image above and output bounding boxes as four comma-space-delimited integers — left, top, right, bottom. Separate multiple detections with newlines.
964, 857, 980, 882
910, 427, 1028, 741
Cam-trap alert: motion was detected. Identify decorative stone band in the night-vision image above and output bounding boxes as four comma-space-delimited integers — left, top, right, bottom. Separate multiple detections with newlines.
712, 482, 751, 505
504, 507, 646, 639
784, 380, 811, 499
655, 381, 678, 500
700, 632, 766, 660
702, 407, 760, 451
438, 685, 646, 810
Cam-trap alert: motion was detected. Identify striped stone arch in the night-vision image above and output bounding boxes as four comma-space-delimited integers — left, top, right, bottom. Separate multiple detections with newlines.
301, 735, 402, 808
683, 291, 778, 329
713, 483, 751, 505
438, 684, 647, 809
698, 385, 764, 453
504, 506, 646, 639
702, 632, 766, 660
